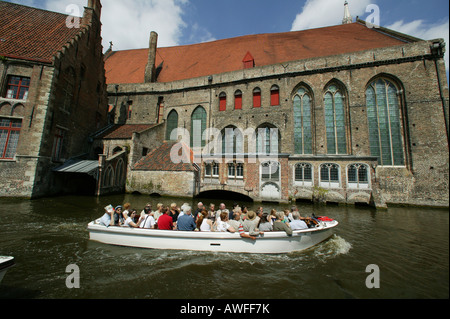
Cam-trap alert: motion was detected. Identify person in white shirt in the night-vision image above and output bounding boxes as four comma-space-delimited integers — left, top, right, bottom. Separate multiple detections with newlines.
122, 210, 143, 228
289, 211, 309, 230
215, 212, 235, 233
140, 212, 156, 229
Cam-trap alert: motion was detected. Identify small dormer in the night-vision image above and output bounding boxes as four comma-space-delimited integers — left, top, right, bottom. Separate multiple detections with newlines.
243, 51, 255, 69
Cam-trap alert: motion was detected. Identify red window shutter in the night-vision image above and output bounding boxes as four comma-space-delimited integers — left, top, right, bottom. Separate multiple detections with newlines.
253, 92, 261, 108
271, 89, 280, 106
219, 96, 227, 111
235, 94, 242, 110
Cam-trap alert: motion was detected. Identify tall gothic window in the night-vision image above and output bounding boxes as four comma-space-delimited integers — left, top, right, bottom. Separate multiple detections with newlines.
191, 106, 207, 148
366, 78, 405, 166
221, 126, 243, 155
256, 124, 279, 155
293, 87, 313, 154
166, 110, 179, 141
324, 84, 347, 154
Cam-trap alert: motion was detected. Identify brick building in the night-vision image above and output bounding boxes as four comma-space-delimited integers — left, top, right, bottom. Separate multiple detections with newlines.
0, 0, 108, 198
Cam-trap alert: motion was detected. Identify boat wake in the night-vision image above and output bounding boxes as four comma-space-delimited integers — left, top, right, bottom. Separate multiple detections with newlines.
313, 235, 352, 262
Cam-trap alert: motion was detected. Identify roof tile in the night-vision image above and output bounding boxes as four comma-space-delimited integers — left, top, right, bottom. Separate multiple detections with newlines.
0, 1, 81, 63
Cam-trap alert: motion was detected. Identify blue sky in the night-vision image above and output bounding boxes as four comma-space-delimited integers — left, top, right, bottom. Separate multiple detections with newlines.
6, 0, 449, 71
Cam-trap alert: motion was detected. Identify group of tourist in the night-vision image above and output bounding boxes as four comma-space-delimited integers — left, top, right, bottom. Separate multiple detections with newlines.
99, 201, 318, 239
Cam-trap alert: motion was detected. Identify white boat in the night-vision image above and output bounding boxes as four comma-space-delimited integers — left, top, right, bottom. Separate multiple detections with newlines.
88, 219, 338, 254
0, 256, 15, 284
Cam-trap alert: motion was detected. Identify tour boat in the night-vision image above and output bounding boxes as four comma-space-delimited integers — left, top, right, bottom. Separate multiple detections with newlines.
87, 219, 339, 254
0, 256, 15, 284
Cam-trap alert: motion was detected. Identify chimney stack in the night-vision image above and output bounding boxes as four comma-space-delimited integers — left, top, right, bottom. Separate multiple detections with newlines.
145, 31, 158, 83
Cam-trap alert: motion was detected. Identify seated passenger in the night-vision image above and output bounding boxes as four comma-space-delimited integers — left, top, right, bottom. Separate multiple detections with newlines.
176, 206, 197, 231
269, 209, 277, 225
99, 206, 114, 227
140, 209, 156, 229
113, 206, 124, 226
215, 212, 236, 233
122, 202, 131, 220
197, 210, 213, 232
289, 211, 309, 230
228, 210, 257, 240
157, 207, 174, 230
257, 212, 273, 232
242, 211, 263, 237
273, 211, 293, 236
123, 210, 143, 228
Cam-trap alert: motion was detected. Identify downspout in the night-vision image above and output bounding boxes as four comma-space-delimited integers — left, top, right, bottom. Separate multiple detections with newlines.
432, 40, 449, 147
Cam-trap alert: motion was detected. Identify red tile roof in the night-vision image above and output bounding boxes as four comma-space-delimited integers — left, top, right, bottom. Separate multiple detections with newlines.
133, 141, 196, 172
0, 1, 81, 63
105, 22, 409, 84
96, 124, 157, 140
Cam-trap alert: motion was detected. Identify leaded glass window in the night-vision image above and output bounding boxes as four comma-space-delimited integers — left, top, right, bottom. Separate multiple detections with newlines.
366, 79, 404, 166
293, 88, 312, 154
191, 106, 207, 148
166, 110, 178, 141
324, 84, 347, 154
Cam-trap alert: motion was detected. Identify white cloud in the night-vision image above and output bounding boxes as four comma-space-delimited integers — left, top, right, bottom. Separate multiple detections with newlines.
291, 0, 372, 31
43, 0, 190, 50
386, 19, 449, 71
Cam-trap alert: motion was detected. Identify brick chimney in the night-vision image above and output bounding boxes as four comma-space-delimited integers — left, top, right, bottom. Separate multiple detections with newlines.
145, 31, 158, 83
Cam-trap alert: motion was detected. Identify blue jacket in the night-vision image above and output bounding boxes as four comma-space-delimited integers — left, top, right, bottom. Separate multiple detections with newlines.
177, 214, 196, 231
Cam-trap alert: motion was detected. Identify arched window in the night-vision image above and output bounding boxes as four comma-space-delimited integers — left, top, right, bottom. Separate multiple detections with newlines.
270, 85, 280, 106
293, 87, 313, 154
366, 78, 405, 166
253, 88, 261, 108
261, 161, 280, 182
294, 163, 313, 186
219, 92, 227, 112
347, 163, 370, 189
115, 159, 125, 186
256, 124, 280, 155
166, 109, 179, 141
324, 84, 347, 154
320, 163, 340, 188
228, 161, 244, 179
204, 161, 219, 178
103, 165, 114, 188
191, 106, 207, 148
221, 126, 243, 155
234, 90, 242, 110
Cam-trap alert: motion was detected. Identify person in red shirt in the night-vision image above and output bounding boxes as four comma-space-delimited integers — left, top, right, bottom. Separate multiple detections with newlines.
157, 207, 174, 230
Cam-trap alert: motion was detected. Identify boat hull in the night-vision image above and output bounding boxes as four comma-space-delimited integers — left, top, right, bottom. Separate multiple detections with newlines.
88, 220, 338, 254
0, 256, 15, 284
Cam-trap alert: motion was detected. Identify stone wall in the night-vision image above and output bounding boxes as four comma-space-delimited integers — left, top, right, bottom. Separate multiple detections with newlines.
127, 170, 197, 198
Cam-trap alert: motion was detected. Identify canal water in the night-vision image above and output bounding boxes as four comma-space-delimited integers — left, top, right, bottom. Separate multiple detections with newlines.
0, 194, 448, 299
